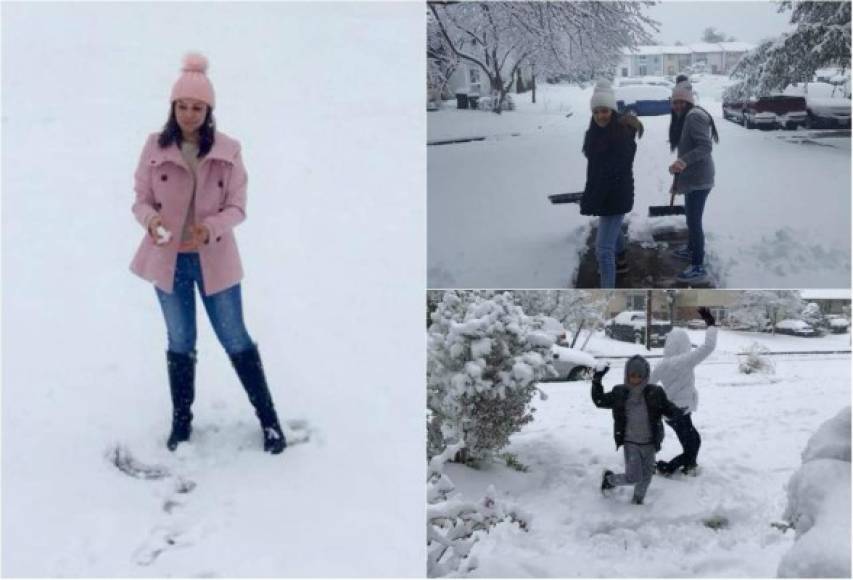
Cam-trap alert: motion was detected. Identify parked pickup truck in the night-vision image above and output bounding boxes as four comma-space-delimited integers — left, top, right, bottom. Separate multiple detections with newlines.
723, 95, 807, 129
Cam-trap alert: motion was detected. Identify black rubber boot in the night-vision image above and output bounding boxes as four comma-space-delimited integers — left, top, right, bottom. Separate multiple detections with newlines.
166, 350, 196, 451
229, 344, 286, 454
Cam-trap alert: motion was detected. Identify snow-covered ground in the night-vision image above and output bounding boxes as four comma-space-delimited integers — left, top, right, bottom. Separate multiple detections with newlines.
2, 3, 425, 576
428, 80, 851, 288
443, 334, 851, 577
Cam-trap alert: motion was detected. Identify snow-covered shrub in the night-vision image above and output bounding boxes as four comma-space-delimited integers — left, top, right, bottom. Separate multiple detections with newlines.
800, 302, 826, 335
738, 342, 775, 375
427, 291, 556, 464
777, 407, 851, 578
477, 93, 515, 112
427, 443, 530, 577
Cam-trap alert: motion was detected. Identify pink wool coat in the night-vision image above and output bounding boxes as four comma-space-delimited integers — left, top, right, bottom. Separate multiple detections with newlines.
130, 131, 248, 295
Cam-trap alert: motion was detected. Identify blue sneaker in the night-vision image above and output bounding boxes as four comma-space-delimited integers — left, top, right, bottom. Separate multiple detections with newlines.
677, 265, 708, 283
671, 247, 691, 261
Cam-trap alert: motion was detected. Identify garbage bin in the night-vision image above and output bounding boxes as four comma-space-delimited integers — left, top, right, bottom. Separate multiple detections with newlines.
455, 92, 469, 110
468, 95, 480, 110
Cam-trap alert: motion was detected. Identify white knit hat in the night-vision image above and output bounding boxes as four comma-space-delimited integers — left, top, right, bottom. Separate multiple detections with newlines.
672, 81, 695, 104
590, 80, 618, 112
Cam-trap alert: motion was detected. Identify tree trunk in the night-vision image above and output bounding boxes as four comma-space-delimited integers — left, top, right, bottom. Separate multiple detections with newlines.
531, 72, 537, 104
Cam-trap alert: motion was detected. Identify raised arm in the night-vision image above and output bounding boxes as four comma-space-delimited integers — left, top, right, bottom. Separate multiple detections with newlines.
590, 364, 615, 409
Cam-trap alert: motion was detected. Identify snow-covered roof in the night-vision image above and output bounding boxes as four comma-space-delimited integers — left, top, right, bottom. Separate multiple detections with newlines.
718, 42, 755, 53
658, 45, 691, 55
623, 45, 666, 56
688, 43, 725, 53
800, 289, 851, 300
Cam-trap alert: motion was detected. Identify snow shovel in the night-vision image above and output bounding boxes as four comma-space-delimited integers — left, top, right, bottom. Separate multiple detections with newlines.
648, 174, 685, 217
549, 191, 584, 204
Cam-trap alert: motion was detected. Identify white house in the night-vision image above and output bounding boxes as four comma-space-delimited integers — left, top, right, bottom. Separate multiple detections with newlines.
617, 42, 755, 78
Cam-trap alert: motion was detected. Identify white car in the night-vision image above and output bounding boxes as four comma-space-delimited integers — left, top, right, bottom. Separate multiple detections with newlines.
549, 345, 597, 381
775, 319, 819, 337
783, 82, 851, 128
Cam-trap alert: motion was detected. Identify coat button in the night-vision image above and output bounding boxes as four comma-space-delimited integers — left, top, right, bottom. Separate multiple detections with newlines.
161, 174, 168, 181
216, 236, 222, 242
218, 180, 224, 187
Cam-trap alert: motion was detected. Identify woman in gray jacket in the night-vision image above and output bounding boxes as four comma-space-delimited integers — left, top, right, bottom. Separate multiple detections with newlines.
668, 81, 719, 283
649, 307, 718, 475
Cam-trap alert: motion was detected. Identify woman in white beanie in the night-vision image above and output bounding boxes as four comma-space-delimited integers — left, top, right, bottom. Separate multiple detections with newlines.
580, 80, 644, 288
667, 80, 720, 283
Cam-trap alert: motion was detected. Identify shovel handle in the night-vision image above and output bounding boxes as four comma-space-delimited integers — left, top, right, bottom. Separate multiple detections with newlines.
669, 173, 679, 206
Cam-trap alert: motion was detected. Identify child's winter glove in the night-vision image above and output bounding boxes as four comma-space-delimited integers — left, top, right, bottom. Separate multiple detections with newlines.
698, 307, 716, 327
592, 363, 610, 383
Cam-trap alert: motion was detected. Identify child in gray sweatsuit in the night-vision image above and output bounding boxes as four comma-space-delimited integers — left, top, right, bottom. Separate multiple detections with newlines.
591, 355, 683, 504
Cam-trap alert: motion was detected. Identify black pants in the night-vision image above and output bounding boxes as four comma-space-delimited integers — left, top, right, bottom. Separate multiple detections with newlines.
661, 412, 701, 472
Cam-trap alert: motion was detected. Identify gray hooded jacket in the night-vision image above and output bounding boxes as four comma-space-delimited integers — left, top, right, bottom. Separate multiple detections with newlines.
649, 326, 718, 413
675, 107, 715, 194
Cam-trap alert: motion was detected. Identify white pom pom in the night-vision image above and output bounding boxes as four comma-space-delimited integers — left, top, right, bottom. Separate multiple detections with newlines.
182, 53, 208, 74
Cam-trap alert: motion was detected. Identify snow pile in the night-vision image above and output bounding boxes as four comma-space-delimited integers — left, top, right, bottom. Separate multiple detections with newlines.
738, 342, 776, 375
427, 292, 556, 462
778, 407, 851, 578
427, 443, 530, 577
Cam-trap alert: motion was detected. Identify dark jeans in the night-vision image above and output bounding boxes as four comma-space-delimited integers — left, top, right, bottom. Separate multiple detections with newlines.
156, 253, 254, 355
685, 189, 711, 266
662, 412, 702, 472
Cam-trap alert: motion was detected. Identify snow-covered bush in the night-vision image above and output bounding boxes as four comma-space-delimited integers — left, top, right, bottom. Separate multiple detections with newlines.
800, 302, 826, 334
427, 291, 556, 464
477, 93, 515, 112
427, 443, 530, 577
777, 407, 851, 578
738, 342, 775, 375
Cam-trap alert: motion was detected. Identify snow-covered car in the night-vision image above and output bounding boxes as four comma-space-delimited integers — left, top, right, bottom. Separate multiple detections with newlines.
549, 345, 597, 381
615, 85, 671, 116
616, 77, 675, 89
783, 82, 851, 129
605, 311, 672, 347
729, 95, 808, 129
774, 319, 819, 337
686, 318, 707, 330
824, 315, 850, 334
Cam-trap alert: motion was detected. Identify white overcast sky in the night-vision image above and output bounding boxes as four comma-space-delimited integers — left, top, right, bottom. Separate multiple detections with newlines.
646, 0, 795, 45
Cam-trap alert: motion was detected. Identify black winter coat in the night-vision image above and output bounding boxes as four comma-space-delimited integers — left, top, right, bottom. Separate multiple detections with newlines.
580, 115, 638, 217
591, 380, 682, 451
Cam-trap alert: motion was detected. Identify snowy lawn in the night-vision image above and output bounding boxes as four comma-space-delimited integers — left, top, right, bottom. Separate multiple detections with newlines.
427, 81, 851, 288
443, 345, 851, 577
2, 3, 424, 576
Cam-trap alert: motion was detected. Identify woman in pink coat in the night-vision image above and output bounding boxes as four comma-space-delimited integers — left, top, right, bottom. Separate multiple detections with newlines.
130, 53, 285, 454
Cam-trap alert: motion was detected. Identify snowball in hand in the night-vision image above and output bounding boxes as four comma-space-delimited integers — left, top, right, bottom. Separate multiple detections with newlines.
594, 361, 610, 372
155, 225, 172, 245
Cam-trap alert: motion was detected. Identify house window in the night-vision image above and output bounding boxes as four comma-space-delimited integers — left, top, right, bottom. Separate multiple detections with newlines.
627, 293, 646, 311
638, 65, 647, 76
622, 68, 629, 77
468, 68, 480, 85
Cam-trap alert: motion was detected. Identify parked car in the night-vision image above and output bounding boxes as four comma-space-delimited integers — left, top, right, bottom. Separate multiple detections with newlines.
686, 318, 707, 330
615, 85, 672, 116
784, 82, 851, 128
549, 345, 598, 381
774, 319, 819, 337
724, 95, 808, 129
604, 311, 673, 347
824, 315, 850, 334
616, 76, 675, 89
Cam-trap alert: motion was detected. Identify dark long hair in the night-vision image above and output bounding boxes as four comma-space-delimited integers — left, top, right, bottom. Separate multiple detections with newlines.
157, 102, 216, 157
669, 102, 719, 152
583, 111, 630, 156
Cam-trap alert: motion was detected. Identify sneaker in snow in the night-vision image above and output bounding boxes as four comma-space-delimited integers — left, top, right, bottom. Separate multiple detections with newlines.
631, 496, 644, 505
676, 265, 707, 283
681, 464, 700, 476
615, 253, 629, 275
656, 460, 674, 476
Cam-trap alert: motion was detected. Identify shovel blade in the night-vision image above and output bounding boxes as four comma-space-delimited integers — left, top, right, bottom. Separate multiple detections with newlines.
549, 192, 584, 204
648, 205, 686, 217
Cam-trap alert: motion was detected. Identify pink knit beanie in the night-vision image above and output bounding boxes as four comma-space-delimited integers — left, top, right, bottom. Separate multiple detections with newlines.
672, 81, 694, 104
170, 53, 215, 109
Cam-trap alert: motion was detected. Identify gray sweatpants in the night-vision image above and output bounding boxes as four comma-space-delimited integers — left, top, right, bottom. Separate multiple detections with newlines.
607, 442, 656, 501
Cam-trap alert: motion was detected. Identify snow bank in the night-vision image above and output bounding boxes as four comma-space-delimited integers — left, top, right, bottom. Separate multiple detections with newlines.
778, 407, 851, 578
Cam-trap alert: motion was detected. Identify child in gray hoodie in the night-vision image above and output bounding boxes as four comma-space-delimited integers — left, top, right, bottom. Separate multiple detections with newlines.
591, 355, 682, 504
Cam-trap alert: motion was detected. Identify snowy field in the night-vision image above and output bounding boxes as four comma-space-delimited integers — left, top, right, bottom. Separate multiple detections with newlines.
444, 333, 851, 577
427, 79, 851, 288
2, 3, 425, 577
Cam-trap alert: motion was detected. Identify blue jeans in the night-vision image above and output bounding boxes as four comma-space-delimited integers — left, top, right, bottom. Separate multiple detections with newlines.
685, 189, 711, 267
156, 253, 254, 355
596, 214, 626, 288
